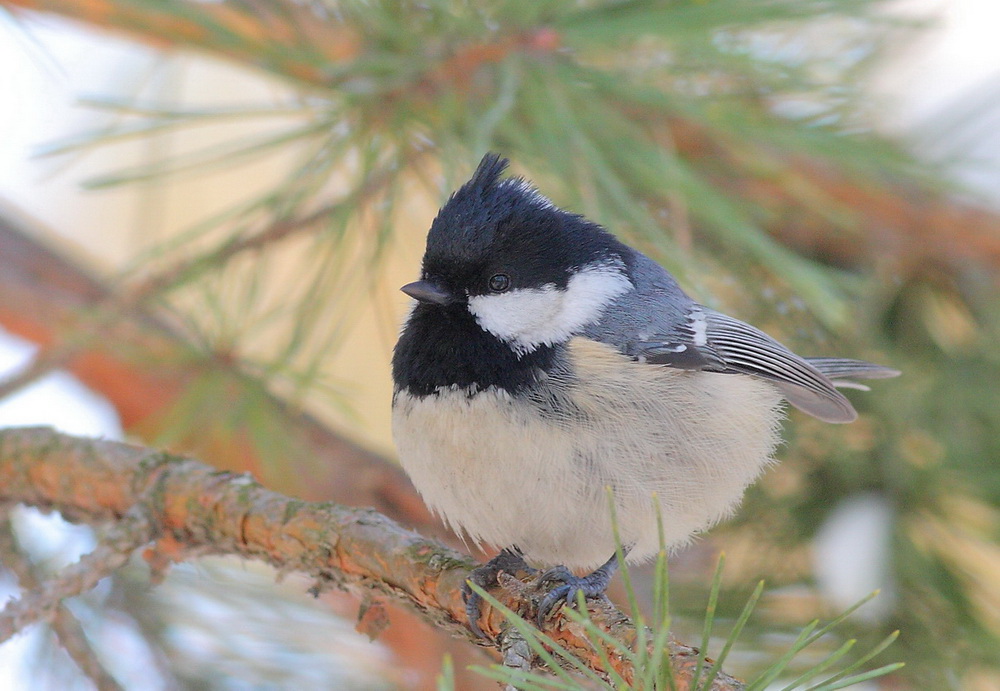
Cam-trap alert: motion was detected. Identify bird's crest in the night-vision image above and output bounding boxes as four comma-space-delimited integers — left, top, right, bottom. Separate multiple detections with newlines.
463, 153, 510, 198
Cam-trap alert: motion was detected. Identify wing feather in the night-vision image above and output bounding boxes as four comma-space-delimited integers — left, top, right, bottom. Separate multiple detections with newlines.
635, 309, 882, 423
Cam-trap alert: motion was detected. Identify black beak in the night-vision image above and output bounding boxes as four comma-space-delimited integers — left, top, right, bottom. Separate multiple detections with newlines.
400, 280, 454, 305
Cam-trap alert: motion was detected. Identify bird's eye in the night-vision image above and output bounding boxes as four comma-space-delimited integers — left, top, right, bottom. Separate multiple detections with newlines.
488, 273, 511, 293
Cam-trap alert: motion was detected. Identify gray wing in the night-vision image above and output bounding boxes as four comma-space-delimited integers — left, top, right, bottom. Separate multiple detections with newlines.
583, 253, 898, 423
635, 308, 898, 423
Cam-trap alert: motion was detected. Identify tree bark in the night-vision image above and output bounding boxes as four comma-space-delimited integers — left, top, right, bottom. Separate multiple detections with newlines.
0, 426, 743, 690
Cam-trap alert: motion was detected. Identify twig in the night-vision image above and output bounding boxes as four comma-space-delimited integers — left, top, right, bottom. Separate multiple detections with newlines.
0, 505, 155, 644
0, 342, 78, 402
47, 606, 125, 691
126, 148, 425, 301
2, 0, 361, 86
0, 510, 124, 690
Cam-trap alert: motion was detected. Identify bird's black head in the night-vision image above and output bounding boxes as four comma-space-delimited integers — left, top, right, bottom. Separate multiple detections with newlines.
401, 154, 633, 353
413, 153, 627, 303
393, 154, 635, 395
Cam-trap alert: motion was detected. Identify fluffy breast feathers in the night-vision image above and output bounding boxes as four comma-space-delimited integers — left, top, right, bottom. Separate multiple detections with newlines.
392, 338, 784, 569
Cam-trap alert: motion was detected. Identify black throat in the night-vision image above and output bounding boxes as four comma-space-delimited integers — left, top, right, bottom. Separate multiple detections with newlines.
392, 303, 558, 397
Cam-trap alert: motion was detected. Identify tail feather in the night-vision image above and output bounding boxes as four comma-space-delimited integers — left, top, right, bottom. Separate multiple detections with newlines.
805, 357, 900, 391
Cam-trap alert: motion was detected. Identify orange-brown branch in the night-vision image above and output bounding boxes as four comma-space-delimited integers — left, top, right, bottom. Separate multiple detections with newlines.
0, 426, 743, 690
3, 0, 361, 85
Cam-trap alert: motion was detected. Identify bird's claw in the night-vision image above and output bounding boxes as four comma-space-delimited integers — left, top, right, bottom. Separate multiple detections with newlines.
535, 565, 613, 628
462, 549, 534, 640
461, 576, 490, 640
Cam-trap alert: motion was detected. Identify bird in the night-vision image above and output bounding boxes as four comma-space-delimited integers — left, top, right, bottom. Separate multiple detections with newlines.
391, 153, 899, 638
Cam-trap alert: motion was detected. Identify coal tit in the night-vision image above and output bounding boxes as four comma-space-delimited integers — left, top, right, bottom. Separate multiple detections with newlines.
391, 153, 898, 636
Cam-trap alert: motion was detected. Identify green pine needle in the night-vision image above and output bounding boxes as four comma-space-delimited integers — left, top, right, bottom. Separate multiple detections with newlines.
691, 553, 726, 690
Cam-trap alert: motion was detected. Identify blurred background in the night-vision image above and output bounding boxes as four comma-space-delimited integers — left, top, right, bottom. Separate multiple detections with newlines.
1, 0, 999, 688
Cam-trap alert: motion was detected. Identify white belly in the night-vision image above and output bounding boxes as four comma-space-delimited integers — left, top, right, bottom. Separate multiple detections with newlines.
392, 338, 784, 570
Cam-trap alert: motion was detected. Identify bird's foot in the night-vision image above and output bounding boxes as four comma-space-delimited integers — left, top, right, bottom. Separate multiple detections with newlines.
535, 555, 620, 628
462, 548, 536, 639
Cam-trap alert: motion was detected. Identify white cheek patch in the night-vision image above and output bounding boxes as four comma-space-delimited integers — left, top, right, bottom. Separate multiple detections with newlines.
468, 262, 632, 354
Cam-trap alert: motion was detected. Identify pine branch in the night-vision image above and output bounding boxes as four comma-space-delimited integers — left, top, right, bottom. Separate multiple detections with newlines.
0, 208, 437, 535
0, 147, 422, 404
2, 0, 361, 85
7, 0, 1000, 281
0, 426, 744, 689
0, 505, 153, 642
0, 511, 125, 691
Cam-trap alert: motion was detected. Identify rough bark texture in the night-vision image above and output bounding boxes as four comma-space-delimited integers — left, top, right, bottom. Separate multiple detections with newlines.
0, 426, 743, 690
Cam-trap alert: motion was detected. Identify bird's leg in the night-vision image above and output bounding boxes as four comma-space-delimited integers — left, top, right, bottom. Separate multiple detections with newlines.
535, 549, 629, 627
462, 547, 537, 639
